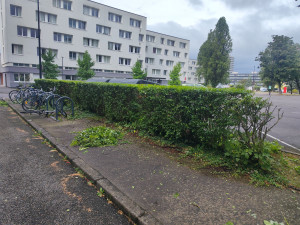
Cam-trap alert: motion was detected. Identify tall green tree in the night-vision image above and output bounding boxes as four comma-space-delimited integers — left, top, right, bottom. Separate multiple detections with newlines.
131, 60, 147, 79
76, 51, 95, 80
197, 17, 232, 87
41, 50, 59, 79
292, 43, 300, 94
257, 35, 297, 94
168, 63, 182, 85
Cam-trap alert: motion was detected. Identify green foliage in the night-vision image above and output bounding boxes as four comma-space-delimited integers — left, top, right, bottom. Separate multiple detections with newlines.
197, 17, 232, 87
168, 63, 182, 85
295, 166, 300, 175
264, 220, 284, 225
235, 79, 252, 89
257, 35, 298, 93
76, 51, 95, 80
35, 79, 249, 147
132, 60, 147, 79
0, 100, 8, 107
41, 50, 59, 79
71, 126, 124, 149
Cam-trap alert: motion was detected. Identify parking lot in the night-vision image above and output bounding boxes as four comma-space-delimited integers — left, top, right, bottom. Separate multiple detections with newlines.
255, 92, 300, 153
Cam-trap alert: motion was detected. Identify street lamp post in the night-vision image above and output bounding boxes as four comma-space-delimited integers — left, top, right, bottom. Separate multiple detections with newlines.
37, 0, 42, 79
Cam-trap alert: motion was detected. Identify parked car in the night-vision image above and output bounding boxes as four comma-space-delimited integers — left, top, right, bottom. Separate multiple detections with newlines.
260, 87, 268, 92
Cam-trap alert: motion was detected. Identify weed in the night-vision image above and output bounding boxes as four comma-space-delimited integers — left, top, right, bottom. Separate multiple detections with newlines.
0, 100, 8, 107
97, 188, 105, 197
71, 126, 124, 150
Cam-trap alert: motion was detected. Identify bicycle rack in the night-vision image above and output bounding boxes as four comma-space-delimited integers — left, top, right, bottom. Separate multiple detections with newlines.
55, 96, 74, 120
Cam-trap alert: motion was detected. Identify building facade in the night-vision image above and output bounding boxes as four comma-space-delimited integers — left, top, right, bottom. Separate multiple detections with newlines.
0, 0, 194, 87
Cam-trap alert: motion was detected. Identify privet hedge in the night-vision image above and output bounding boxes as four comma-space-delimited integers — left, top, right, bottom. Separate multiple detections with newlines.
35, 79, 250, 149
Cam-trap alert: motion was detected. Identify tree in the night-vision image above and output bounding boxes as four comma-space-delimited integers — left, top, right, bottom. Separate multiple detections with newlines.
257, 35, 298, 94
197, 17, 232, 87
168, 63, 182, 85
41, 50, 59, 79
131, 60, 147, 79
76, 51, 95, 80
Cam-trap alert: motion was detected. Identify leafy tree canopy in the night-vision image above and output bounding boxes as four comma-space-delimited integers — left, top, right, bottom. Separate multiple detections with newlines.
257, 35, 298, 93
76, 51, 95, 80
132, 60, 147, 79
197, 17, 232, 87
41, 50, 59, 79
168, 63, 182, 85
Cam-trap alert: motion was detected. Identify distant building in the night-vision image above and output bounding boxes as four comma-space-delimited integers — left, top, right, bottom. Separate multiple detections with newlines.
0, 0, 193, 87
229, 72, 262, 86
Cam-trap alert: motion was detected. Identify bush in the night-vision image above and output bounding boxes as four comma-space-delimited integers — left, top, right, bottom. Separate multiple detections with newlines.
35, 79, 284, 174
35, 79, 249, 148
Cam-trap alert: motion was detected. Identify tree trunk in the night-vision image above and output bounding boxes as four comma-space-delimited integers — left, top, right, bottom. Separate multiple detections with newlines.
295, 77, 300, 94
278, 80, 282, 94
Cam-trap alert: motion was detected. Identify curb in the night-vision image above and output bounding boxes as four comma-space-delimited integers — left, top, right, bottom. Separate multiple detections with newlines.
7, 101, 162, 225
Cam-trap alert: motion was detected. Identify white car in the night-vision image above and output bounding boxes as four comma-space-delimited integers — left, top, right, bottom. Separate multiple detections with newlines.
260, 87, 268, 92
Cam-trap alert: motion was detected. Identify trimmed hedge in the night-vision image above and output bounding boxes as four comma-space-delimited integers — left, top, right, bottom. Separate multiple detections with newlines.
35, 79, 250, 148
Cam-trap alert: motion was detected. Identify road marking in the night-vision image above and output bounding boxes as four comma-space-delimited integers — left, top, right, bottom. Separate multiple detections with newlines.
267, 134, 300, 153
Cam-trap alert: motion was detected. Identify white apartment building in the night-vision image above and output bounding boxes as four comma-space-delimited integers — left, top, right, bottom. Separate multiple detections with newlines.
0, 0, 194, 87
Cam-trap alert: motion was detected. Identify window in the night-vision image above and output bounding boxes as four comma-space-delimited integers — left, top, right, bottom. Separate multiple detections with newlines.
119, 58, 131, 66
97, 55, 110, 63
65, 75, 76, 80
83, 38, 99, 47
192, 61, 196, 65
180, 42, 186, 48
37, 48, 58, 57
146, 35, 155, 42
166, 60, 174, 66
173, 51, 180, 57
30, 28, 38, 38
145, 57, 154, 64
188, 66, 192, 70
130, 18, 141, 27
139, 34, 144, 42
108, 13, 122, 23
108, 42, 121, 51
37, 11, 57, 24
17, 26, 27, 37
69, 51, 83, 60
96, 25, 111, 35
53, 0, 72, 10
14, 73, 30, 82
69, 18, 86, 30
164, 49, 168, 55
160, 38, 164, 44
167, 39, 175, 46
83, 5, 99, 17
185, 53, 188, 58
12, 44, 23, 54
54, 32, 72, 43
153, 48, 162, 54
159, 59, 164, 65
129, 46, 141, 54
10, 5, 22, 16
163, 70, 168, 75
13, 63, 30, 67
152, 69, 161, 75
119, 30, 132, 39
180, 62, 185, 67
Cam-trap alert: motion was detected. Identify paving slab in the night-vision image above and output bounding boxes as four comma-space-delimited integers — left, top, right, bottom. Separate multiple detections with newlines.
7, 101, 300, 225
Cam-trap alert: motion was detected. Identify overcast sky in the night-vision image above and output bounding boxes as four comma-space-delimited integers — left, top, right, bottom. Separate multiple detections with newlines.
95, 0, 300, 73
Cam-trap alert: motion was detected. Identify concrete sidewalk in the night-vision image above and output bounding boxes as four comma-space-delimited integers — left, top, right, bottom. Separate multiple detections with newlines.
6, 100, 300, 225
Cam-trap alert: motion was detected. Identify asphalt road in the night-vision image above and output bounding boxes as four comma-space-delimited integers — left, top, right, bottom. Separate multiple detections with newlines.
0, 104, 131, 224
255, 92, 300, 153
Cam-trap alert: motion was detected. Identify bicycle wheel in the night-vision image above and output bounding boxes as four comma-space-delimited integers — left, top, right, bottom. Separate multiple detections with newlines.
9, 90, 19, 103
22, 96, 40, 112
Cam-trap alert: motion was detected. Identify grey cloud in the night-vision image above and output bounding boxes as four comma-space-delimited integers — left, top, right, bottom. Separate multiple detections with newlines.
221, 0, 273, 9
188, 0, 203, 6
